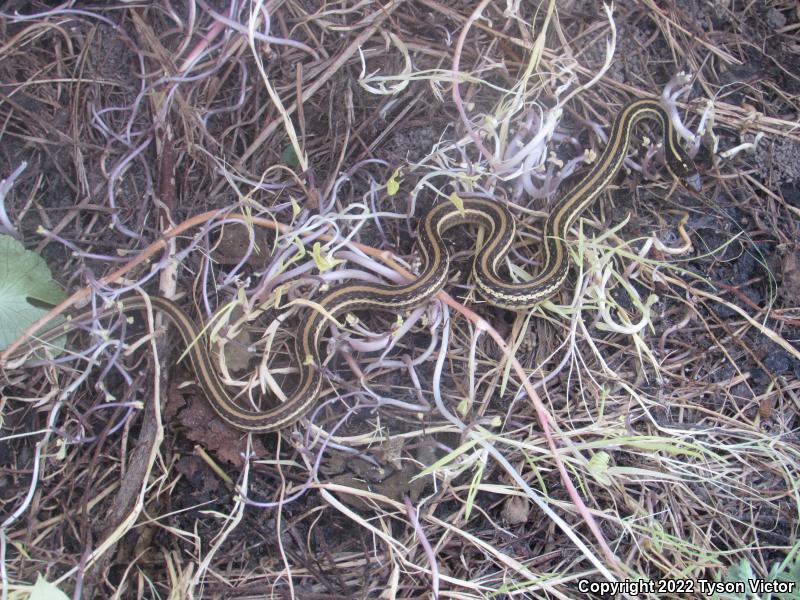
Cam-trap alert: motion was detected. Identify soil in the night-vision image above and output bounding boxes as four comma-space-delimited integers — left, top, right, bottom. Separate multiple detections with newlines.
1, 1, 799, 598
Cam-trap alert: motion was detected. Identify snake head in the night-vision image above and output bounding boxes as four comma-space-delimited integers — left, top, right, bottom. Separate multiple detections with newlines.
667, 149, 701, 192
684, 171, 702, 192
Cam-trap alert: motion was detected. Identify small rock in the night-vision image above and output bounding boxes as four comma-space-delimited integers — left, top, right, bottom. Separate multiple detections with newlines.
501, 496, 530, 525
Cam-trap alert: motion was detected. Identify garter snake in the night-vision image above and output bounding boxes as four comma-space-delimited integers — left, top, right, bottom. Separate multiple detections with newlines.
20, 98, 701, 432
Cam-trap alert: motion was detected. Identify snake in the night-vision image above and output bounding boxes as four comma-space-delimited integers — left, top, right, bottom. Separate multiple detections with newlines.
20, 98, 701, 432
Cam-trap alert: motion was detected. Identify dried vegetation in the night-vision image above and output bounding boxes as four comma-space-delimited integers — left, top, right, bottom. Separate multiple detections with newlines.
1, 0, 800, 598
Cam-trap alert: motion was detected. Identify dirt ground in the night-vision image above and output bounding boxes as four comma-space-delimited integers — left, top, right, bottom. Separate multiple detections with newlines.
1, 1, 800, 598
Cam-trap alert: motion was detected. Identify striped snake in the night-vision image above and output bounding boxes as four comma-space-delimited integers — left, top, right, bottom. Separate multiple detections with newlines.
21, 98, 701, 432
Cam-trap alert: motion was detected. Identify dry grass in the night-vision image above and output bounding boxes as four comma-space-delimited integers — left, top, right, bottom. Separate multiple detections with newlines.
1, 1, 799, 598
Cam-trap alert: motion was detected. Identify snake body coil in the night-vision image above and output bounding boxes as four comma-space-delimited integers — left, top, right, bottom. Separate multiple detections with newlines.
57, 99, 702, 431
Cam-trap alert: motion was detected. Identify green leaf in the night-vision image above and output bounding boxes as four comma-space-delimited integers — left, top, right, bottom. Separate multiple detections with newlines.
290, 196, 301, 218
587, 451, 611, 485
310, 242, 345, 272
773, 555, 800, 598
727, 558, 755, 585
386, 168, 403, 196
0, 235, 66, 352
280, 145, 299, 167
26, 573, 70, 600
463, 461, 484, 521
448, 192, 465, 216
